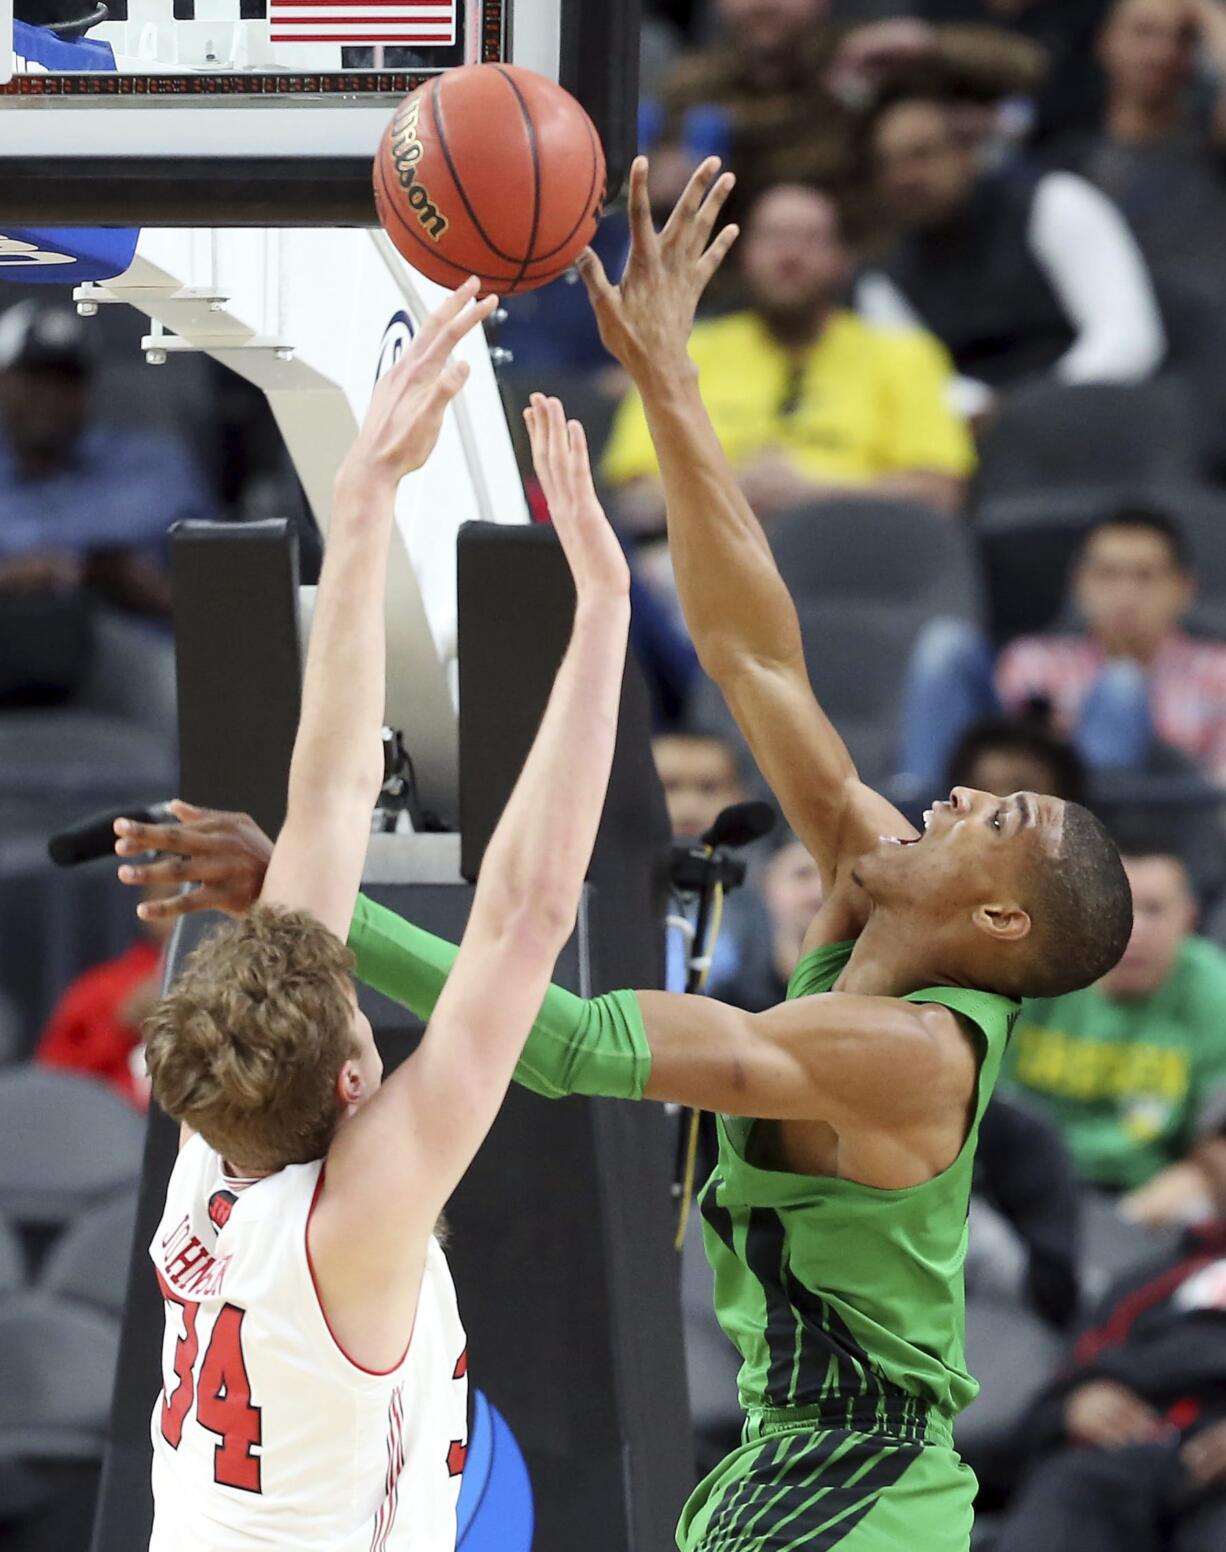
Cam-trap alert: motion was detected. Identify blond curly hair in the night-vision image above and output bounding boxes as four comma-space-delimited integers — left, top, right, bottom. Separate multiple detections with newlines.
144, 904, 359, 1172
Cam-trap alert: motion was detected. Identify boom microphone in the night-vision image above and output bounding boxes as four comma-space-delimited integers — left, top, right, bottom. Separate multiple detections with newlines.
702, 801, 777, 852
48, 801, 176, 868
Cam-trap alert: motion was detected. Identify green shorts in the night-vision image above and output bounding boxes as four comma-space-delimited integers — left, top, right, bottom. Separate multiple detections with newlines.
676, 1421, 976, 1552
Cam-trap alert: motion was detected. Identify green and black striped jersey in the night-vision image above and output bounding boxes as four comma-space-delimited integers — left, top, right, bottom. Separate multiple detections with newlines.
700, 940, 1019, 1438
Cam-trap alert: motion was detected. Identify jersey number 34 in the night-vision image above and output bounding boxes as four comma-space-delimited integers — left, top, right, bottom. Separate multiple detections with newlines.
159, 1282, 263, 1494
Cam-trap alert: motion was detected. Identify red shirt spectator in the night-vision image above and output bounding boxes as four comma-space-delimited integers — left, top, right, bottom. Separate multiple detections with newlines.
995, 509, 1226, 782
36, 937, 162, 1108
998, 630, 1226, 781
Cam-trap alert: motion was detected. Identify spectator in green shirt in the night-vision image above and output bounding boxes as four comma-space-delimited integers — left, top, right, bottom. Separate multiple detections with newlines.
1004, 835, 1226, 1203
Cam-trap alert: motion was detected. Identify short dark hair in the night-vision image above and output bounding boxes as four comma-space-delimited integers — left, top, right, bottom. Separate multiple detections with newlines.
1085, 504, 1190, 571
1014, 803, 1133, 999
946, 715, 1086, 805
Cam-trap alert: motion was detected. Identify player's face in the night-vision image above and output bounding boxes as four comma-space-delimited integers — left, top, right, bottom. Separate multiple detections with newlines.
872, 102, 975, 230
857, 787, 1063, 932
1099, 854, 1194, 999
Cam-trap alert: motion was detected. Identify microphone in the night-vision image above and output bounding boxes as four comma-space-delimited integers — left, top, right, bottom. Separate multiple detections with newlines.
702, 801, 777, 852
671, 802, 778, 897
48, 801, 176, 868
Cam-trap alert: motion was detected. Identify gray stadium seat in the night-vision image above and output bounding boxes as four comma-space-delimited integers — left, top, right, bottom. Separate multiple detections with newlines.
0, 1212, 26, 1298
957, 1295, 1064, 1485
976, 380, 1201, 523
41, 1193, 138, 1320
691, 499, 985, 787
0, 989, 23, 1070
976, 479, 1226, 646
0, 1292, 120, 1459
767, 497, 985, 628
500, 370, 621, 471
1078, 1192, 1179, 1304
1158, 484, 1226, 638
0, 1069, 144, 1229
0, 711, 173, 807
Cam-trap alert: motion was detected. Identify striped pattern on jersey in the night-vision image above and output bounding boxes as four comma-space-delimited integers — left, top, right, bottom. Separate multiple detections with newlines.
701, 1192, 933, 1442
688, 1428, 921, 1551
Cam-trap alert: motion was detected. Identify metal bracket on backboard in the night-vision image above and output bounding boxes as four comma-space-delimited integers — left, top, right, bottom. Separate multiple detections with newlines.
138, 325, 295, 367
73, 280, 229, 318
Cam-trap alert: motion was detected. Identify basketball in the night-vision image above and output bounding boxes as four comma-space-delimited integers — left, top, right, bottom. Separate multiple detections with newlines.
372, 64, 607, 297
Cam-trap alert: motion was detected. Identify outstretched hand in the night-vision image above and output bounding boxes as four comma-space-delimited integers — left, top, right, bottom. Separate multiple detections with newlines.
115, 801, 272, 923
524, 393, 630, 603
576, 156, 738, 381
343, 276, 498, 487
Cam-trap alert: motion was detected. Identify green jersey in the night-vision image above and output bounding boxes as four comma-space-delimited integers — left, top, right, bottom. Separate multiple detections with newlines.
700, 939, 1019, 1440
1003, 935, 1226, 1191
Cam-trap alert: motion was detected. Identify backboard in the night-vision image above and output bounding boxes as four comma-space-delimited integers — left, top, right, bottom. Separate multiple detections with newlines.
0, 0, 638, 224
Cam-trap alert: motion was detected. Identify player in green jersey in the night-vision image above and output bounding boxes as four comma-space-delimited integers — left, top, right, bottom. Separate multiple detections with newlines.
116, 162, 1134, 1551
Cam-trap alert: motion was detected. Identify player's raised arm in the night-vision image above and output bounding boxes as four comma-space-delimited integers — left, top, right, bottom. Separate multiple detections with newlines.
311, 396, 630, 1288
258, 277, 496, 938
578, 159, 917, 899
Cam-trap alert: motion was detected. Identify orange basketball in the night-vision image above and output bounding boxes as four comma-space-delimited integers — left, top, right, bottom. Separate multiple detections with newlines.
373, 64, 607, 296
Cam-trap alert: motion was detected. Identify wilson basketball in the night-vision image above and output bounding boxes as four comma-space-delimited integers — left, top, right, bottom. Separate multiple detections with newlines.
373, 64, 607, 296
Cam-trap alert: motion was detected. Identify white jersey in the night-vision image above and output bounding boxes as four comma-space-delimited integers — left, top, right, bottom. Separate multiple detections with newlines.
149, 1135, 468, 1552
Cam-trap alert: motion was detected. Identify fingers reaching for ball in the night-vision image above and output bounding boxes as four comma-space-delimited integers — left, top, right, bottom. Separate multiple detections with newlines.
525, 393, 629, 604
350, 277, 497, 483
575, 154, 738, 379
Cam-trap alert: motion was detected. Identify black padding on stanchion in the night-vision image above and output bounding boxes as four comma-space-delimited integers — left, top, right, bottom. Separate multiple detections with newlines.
170, 519, 303, 840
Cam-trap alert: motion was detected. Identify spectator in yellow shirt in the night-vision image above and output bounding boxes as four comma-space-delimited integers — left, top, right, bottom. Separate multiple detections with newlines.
602, 183, 975, 533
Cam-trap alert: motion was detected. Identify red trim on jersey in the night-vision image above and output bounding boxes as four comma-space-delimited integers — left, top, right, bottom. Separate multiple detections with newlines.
304, 1166, 414, 1377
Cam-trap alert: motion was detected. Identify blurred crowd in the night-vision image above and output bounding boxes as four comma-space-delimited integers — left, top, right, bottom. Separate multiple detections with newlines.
7, 0, 1226, 1546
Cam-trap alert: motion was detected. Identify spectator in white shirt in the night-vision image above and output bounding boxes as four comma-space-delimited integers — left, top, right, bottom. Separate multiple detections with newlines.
856, 88, 1166, 421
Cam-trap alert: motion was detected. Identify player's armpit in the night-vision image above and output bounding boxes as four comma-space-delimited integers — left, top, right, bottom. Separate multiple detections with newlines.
638, 989, 976, 1138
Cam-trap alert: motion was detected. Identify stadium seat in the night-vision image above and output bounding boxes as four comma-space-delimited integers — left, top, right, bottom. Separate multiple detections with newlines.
1157, 484, 1226, 637
0, 1292, 119, 1459
957, 1294, 1064, 1501
975, 380, 1201, 524
0, 713, 172, 809
0, 990, 23, 1070
40, 1193, 137, 1320
1078, 1192, 1179, 1304
500, 370, 622, 471
977, 480, 1226, 646
690, 498, 984, 786
767, 497, 985, 628
0, 1069, 144, 1230
0, 1213, 26, 1299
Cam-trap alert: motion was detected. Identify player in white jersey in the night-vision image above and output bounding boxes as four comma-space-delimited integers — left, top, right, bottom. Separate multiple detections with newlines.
131, 277, 632, 1551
